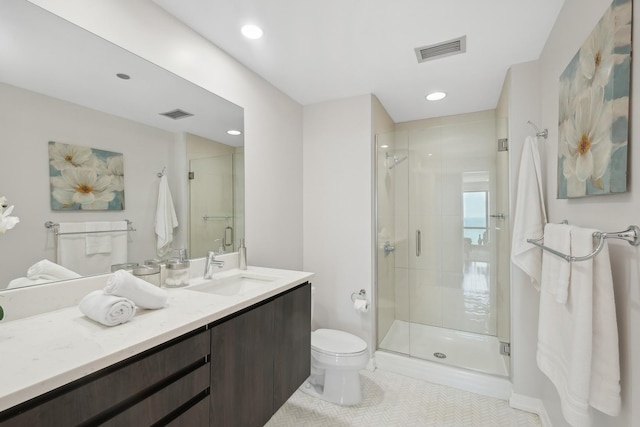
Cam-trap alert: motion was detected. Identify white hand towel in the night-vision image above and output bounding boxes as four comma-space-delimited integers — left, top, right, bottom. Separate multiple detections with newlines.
539, 223, 572, 304
584, 231, 621, 417
79, 290, 136, 326
105, 269, 168, 309
155, 174, 179, 257
57, 222, 127, 276
511, 136, 547, 289
85, 222, 112, 255
537, 227, 621, 426
27, 259, 81, 281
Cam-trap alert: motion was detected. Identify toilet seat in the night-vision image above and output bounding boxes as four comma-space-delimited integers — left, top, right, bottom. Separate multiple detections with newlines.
312, 329, 367, 357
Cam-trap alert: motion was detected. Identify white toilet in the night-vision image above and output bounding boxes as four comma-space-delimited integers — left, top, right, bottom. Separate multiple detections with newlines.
301, 328, 369, 405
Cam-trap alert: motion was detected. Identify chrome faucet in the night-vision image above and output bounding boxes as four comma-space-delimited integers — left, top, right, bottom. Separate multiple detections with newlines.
204, 250, 225, 279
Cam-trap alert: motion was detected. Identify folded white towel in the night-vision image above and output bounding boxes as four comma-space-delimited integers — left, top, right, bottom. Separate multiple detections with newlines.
27, 259, 82, 281
105, 269, 167, 309
85, 222, 113, 255
511, 136, 547, 289
79, 290, 136, 326
537, 227, 621, 426
540, 223, 572, 304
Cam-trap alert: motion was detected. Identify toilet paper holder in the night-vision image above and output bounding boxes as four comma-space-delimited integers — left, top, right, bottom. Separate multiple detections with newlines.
350, 289, 366, 302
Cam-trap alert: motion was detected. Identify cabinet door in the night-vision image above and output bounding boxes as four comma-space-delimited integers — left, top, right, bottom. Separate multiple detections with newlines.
273, 283, 311, 410
210, 302, 275, 427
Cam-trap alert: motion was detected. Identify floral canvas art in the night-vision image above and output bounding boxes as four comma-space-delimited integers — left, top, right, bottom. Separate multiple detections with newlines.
49, 141, 125, 210
558, 0, 632, 198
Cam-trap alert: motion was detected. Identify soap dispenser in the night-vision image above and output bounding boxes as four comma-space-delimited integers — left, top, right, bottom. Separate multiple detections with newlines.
238, 238, 247, 270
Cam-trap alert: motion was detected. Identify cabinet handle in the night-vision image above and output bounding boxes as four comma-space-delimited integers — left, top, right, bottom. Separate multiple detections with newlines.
416, 230, 421, 257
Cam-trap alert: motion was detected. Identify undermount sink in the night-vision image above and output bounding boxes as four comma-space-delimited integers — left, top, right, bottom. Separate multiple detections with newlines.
187, 271, 279, 297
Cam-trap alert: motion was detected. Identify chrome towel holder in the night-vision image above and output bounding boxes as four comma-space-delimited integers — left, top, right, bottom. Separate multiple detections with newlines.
44, 219, 136, 235
527, 225, 640, 262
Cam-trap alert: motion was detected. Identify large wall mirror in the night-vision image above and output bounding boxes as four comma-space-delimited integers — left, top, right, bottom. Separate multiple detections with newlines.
0, 0, 244, 289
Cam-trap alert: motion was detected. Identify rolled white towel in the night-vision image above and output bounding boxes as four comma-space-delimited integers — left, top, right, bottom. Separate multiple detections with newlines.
105, 270, 168, 309
27, 259, 81, 281
79, 290, 136, 326
7, 277, 51, 289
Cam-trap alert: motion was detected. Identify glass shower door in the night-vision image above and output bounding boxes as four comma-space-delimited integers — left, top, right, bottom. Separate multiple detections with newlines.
376, 112, 510, 376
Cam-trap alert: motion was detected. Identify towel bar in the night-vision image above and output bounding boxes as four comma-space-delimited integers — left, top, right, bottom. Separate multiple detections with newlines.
44, 220, 136, 236
527, 225, 640, 262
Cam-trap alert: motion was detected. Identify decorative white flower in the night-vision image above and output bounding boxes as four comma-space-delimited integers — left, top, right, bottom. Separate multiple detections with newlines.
578, 5, 615, 88
105, 156, 124, 192
560, 85, 612, 197
0, 196, 19, 234
50, 167, 116, 210
48, 142, 100, 171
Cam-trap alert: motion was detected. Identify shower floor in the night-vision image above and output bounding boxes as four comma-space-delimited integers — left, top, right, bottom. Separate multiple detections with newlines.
379, 320, 508, 377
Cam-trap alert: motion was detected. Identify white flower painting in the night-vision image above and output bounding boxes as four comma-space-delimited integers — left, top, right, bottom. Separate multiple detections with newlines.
558, 0, 631, 198
49, 141, 125, 210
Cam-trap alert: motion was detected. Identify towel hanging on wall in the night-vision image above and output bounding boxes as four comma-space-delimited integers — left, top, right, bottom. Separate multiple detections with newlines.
537, 226, 621, 426
511, 136, 547, 289
155, 173, 178, 257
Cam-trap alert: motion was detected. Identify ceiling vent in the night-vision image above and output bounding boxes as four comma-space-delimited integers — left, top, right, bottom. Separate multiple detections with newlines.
415, 36, 466, 63
160, 109, 193, 120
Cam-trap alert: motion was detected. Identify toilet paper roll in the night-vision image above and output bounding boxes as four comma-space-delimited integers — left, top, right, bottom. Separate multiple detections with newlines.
354, 299, 369, 313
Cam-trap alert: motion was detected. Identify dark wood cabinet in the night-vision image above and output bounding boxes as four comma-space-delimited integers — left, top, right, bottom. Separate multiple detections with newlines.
273, 282, 312, 409
210, 282, 311, 427
0, 281, 311, 427
0, 328, 211, 427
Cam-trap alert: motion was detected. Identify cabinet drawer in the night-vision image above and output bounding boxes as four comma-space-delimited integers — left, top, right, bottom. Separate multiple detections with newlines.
0, 329, 210, 426
166, 396, 210, 427
102, 363, 210, 426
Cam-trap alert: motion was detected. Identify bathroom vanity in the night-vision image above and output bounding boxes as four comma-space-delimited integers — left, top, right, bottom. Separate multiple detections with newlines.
0, 267, 312, 427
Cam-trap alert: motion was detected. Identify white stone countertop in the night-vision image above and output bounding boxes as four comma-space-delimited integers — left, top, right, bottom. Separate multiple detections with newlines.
0, 266, 313, 412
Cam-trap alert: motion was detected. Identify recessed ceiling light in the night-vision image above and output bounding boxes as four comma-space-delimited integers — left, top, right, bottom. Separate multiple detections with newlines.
227, 129, 242, 136
241, 24, 263, 40
116, 73, 130, 80
426, 91, 446, 101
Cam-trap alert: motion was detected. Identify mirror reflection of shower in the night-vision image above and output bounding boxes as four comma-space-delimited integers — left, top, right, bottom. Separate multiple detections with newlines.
385, 152, 408, 169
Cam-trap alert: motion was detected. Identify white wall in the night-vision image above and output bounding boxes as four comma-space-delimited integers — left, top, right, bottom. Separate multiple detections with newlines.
303, 94, 374, 349
512, 0, 639, 425
29, 0, 304, 270
507, 61, 545, 401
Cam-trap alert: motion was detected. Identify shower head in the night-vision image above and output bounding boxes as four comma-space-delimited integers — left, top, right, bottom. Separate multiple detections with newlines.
386, 152, 408, 169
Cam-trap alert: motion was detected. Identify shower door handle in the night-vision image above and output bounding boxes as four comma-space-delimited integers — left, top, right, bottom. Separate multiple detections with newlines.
416, 230, 421, 257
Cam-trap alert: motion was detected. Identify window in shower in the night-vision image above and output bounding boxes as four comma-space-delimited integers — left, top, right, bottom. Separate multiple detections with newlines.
463, 191, 488, 246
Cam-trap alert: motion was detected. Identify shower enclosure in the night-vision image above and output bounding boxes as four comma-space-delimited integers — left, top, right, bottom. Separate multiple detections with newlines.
375, 111, 510, 377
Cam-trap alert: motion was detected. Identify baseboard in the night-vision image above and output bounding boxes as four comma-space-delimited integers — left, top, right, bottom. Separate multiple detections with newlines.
509, 393, 552, 427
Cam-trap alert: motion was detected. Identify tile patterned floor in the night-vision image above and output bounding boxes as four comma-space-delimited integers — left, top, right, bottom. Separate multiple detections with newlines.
265, 369, 541, 427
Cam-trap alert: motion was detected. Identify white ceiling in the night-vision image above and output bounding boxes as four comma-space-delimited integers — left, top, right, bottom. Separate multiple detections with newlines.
153, 0, 565, 123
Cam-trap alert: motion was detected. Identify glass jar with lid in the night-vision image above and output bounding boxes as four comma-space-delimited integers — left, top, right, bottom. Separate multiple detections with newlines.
165, 259, 190, 287
132, 264, 161, 287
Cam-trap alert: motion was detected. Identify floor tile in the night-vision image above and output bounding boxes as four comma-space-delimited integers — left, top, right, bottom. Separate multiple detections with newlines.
266, 369, 540, 426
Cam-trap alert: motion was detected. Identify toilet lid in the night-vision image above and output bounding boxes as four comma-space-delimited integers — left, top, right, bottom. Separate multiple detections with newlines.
311, 329, 367, 354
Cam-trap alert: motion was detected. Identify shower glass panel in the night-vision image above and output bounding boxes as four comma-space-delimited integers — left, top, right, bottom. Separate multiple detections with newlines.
376, 111, 510, 377
189, 154, 235, 259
